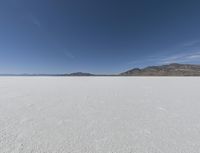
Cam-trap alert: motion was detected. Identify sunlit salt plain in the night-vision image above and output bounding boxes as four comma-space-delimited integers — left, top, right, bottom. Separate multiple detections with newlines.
0, 77, 200, 153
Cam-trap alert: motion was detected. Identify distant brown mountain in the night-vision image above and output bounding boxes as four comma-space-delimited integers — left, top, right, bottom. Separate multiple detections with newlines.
120, 63, 200, 76
68, 72, 95, 76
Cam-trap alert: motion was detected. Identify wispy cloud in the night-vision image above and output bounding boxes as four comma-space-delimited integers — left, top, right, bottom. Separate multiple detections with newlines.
159, 40, 200, 64
125, 40, 200, 69
28, 14, 42, 28
127, 51, 200, 68
160, 51, 200, 64
182, 40, 200, 47
63, 51, 75, 59
31, 17, 41, 28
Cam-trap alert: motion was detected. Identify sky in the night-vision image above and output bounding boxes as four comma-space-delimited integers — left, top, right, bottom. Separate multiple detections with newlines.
1, 0, 200, 74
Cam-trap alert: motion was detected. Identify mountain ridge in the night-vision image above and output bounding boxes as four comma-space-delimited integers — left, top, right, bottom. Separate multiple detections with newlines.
1, 63, 200, 76
120, 63, 200, 76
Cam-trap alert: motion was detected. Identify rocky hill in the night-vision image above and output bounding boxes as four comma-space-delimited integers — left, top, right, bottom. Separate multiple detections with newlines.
120, 63, 200, 76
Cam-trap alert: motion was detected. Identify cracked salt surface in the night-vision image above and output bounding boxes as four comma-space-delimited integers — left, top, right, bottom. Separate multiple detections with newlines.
0, 77, 200, 153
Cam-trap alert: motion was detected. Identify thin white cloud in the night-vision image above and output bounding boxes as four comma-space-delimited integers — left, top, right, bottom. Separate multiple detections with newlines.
32, 17, 41, 28
187, 54, 200, 59
27, 14, 41, 28
160, 51, 200, 64
63, 51, 75, 59
182, 40, 200, 47
126, 40, 200, 68
126, 51, 200, 69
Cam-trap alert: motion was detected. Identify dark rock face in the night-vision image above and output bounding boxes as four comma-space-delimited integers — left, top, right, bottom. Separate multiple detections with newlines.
120, 63, 200, 76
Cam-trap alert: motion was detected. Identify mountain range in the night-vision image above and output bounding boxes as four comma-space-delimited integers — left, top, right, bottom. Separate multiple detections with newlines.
120, 63, 200, 76
1, 63, 200, 76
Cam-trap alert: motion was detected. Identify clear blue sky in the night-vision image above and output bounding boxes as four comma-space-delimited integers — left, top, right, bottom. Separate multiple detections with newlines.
1, 0, 200, 74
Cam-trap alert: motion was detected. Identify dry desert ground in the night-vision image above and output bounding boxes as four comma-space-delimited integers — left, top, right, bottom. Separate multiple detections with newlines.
0, 77, 200, 153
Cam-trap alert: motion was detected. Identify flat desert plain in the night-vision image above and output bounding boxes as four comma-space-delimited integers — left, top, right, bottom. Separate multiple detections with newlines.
0, 77, 200, 153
